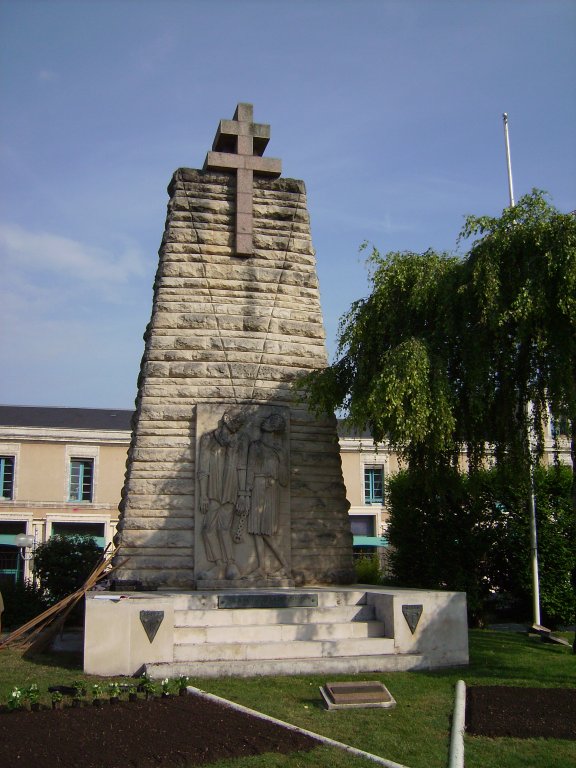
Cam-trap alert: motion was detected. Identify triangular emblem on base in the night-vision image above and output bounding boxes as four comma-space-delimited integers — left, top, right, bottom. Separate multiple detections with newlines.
140, 610, 164, 643
402, 604, 423, 635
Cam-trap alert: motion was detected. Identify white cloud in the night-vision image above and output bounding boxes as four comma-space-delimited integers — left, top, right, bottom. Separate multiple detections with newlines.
0, 223, 147, 299
0, 250, 148, 408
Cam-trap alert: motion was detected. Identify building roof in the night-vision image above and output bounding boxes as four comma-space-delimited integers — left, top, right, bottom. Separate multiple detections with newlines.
0, 405, 134, 431
0, 406, 372, 440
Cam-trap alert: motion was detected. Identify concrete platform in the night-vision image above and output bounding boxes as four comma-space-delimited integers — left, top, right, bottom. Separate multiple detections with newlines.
84, 586, 469, 678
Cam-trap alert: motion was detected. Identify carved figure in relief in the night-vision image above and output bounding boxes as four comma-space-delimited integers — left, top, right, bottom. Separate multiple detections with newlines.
241, 412, 289, 579
197, 410, 249, 580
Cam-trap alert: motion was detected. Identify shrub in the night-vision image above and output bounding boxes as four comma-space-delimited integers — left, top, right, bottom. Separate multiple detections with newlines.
32, 535, 102, 603
0, 579, 50, 630
387, 464, 576, 627
387, 465, 495, 623
532, 465, 576, 626
354, 554, 383, 585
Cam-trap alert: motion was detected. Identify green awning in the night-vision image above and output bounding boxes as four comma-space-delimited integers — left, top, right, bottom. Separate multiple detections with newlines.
353, 535, 389, 547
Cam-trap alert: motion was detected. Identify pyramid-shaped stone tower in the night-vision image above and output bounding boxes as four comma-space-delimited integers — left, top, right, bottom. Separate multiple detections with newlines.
114, 104, 354, 589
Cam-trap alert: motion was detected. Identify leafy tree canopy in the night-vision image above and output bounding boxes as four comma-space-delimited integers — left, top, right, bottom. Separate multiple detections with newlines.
302, 190, 576, 487
32, 534, 102, 603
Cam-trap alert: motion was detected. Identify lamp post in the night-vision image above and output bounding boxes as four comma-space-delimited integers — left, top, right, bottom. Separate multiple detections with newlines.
14, 532, 35, 584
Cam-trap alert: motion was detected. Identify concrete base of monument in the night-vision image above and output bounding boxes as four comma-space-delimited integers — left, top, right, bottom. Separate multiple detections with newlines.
195, 576, 295, 590
83, 586, 469, 678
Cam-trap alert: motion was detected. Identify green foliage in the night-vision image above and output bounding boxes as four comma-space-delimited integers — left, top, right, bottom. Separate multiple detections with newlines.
32, 534, 102, 603
72, 679, 87, 700
301, 191, 576, 481
108, 681, 121, 697
24, 682, 40, 704
0, 578, 50, 630
91, 682, 103, 699
300, 191, 576, 622
387, 466, 496, 622
138, 673, 156, 695
458, 191, 576, 472
387, 464, 576, 626
354, 554, 383, 584
531, 464, 576, 624
303, 248, 461, 454
6, 686, 23, 710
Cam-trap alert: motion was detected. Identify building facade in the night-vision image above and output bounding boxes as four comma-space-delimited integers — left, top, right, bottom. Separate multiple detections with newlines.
337, 424, 397, 561
0, 406, 397, 583
0, 406, 132, 584
1, 405, 570, 584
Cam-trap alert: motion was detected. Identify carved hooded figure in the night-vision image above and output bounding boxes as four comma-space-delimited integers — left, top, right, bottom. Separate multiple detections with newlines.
246, 412, 288, 536
242, 411, 289, 579
197, 409, 249, 579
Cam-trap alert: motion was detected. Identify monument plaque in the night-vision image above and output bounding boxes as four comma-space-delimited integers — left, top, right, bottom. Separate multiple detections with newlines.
113, 103, 354, 589
320, 681, 397, 710
402, 604, 423, 634
140, 610, 164, 644
218, 592, 318, 609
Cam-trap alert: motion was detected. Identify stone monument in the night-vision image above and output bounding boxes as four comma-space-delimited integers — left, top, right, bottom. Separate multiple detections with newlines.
114, 103, 355, 589
85, 106, 469, 677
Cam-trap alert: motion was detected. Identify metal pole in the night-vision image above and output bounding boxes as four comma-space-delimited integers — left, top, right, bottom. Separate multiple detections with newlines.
503, 112, 541, 627
503, 113, 515, 207
527, 404, 541, 627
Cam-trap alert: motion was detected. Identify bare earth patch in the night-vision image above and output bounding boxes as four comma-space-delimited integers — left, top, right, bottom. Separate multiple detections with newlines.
0, 693, 317, 768
466, 686, 576, 740
4, 683, 574, 767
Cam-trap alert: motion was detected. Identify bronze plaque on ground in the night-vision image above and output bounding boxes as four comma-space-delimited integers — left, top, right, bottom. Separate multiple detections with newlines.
320, 681, 396, 710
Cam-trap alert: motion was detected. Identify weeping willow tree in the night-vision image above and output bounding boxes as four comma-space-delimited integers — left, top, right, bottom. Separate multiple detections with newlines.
301, 190, 575, 622
302, 190, 576, 505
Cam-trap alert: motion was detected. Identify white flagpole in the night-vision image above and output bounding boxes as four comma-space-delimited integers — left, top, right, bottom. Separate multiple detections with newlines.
503, 113, 515, 207
502, 112, 542, 628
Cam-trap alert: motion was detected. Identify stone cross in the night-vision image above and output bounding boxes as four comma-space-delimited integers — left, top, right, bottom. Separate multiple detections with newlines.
204, 103, 282, 256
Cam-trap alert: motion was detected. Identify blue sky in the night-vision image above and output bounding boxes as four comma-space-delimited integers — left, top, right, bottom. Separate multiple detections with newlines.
1, 0, 574, 409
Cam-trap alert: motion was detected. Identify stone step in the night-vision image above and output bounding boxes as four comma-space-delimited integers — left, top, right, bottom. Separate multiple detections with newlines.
174, 603, 375, 627
173, 636, 396, 663
174, 619, 386, 645
170, 589, 369, 611
146, 652, 425, 679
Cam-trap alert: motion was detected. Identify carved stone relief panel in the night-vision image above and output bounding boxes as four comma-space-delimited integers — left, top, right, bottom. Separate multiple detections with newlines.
195, 403, 291, 585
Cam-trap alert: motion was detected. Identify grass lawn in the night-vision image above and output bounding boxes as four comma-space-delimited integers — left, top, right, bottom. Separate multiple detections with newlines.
0, 629, 574, 768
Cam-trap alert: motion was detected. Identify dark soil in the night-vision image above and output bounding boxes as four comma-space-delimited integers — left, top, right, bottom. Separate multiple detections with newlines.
466, 686, 576, 740
3, 684, 573, 767
0, 693, 318, 768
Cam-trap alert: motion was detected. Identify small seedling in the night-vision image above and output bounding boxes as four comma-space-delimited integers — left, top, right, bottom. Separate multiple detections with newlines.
25, 683, 40, 705
108, 682, 121, 698
72, 680, 87, 700
7, 687, 22, 711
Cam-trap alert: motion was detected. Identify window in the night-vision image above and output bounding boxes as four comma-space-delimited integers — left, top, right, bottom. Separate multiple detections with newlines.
350, 515, 376, 537
364, 466, 384, 504
0, 521, 27, 585
52, 522, 105, 549
0, 457, 15, 500
551, 415, 570, 439
69, 459, 94, 502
